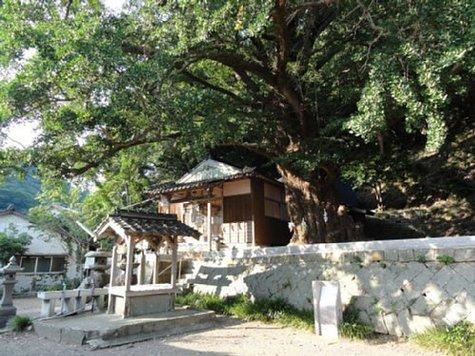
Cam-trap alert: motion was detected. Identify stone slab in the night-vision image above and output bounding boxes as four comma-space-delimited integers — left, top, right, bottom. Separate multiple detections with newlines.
33, 308, 216, 346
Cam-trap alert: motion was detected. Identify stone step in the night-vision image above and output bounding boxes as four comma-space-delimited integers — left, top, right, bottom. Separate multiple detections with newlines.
88, 320, 218, 349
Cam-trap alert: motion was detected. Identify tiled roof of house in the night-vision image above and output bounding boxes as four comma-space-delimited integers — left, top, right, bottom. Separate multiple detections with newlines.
94, 209, 200, 239
148, 169, 258, 195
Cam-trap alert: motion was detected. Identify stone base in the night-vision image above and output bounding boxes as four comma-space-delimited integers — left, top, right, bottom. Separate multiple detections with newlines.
114, 294, 173, 317
33, 308, 216, 347
0, 306, 16, 328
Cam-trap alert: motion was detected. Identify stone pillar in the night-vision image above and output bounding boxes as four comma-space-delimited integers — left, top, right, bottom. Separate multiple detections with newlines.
0, 256, 23, 328
312, 280, 342, 340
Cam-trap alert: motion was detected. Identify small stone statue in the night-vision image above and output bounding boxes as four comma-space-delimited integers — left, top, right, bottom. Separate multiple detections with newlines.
0, 256, 24, 328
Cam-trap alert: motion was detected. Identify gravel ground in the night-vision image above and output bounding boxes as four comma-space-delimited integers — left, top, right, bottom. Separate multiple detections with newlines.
0, 297, 440, 356
0, 318, 441, 356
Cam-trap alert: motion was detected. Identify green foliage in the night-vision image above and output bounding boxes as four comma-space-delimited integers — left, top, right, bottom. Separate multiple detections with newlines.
437, 255, 456, 265
339, 298, 374, 340
176, 292, 314, 331
0, 227, 31, 265
0, 0, 472, 238
8, 315, 33, 332
411, 321, 475, 356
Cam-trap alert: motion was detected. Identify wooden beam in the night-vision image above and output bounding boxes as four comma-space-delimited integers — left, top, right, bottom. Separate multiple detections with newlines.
170, 240, 178, 289
137, 250, 146, 285
107, 245, 118, 314
124, 236, 135, 292
170, 194, 214, 204
153, 253, 160, 284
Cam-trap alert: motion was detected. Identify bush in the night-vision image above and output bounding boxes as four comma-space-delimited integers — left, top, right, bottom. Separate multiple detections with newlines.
411, 321, 475, 355
8, 315, 33, 332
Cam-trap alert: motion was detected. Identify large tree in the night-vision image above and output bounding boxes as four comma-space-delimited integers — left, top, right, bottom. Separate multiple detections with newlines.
0, 0, 472, 243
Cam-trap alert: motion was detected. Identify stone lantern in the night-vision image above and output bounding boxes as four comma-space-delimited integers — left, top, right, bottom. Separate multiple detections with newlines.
0, 256, 23, 328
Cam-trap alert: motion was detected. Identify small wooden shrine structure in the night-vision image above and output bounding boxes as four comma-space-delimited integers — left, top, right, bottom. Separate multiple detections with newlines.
94, 209, 199, 318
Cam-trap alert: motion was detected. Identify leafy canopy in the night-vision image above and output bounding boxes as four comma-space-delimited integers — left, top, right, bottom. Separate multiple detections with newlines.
0, 0, 473, 220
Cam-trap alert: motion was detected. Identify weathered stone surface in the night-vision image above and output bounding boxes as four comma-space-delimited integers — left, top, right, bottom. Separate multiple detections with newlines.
186, 236, 475, 337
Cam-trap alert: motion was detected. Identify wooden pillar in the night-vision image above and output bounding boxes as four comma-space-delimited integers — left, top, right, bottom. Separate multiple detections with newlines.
124, 236, 135, 292
170, 239, 177, 289
153, 253, 160, 284
138, 250, 146, 285
107, 245, 118, 314
207, 200, 212, 251
109, 246, 118, 287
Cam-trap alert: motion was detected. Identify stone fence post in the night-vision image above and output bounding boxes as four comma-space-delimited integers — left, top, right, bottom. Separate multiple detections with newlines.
0, 256, 23, 328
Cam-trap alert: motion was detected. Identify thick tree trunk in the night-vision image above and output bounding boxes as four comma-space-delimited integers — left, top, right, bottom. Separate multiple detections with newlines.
278, 165, 364, 244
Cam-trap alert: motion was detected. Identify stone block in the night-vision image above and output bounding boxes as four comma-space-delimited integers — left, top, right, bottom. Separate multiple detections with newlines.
385, 250, 399, 262
34, 322, 62, 343
383, 313, 403, 337
406, 315, 436, 334
60, 328, 87, 345
409, 296, 430, 315
398, 249, 415, 262
453, 248, 475, 262
451, 263, 475, 283
423, 284, 449, 306
370, 314, 388, 334
442, 302, 466, 326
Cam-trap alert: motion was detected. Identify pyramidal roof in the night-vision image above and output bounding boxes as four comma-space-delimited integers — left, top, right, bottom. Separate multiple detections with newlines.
176, 159, 242, 184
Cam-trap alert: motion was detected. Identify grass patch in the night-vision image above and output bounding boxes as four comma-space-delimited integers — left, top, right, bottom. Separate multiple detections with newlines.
411, 321, 475, 355
177, 292, 375, 340
176, 292, 314, 331
437, 255, 456, 265
339, 299, 374, 340
8, 315, 33, 332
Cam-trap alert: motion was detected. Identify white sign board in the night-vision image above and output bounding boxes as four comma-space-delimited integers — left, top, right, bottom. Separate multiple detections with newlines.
312, 280, 342, 340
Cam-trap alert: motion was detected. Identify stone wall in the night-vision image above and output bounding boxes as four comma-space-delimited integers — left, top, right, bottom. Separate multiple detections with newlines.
187, 236, 475, 336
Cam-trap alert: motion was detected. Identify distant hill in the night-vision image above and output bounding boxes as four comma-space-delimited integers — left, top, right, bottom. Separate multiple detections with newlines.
0, 169, 41, 212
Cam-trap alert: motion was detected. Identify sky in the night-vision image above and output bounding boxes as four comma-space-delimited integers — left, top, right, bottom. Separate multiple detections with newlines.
1, 0, 127, 149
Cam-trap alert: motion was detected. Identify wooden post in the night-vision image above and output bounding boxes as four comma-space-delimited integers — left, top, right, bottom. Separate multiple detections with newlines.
124, 236, 135, 292
109, 246, 118, 287
207, 200, 212, 251
107, 245, 118, 314
138, 250, 146, 285
170, 240, 177, 289
153, 253, 160, 284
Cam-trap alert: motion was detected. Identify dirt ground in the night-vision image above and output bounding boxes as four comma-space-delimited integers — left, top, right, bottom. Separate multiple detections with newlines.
0, 297, 441, 356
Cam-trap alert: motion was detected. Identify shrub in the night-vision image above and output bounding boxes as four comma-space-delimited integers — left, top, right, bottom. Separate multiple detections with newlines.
8, 315, 33, 332
411, 321, 475, 355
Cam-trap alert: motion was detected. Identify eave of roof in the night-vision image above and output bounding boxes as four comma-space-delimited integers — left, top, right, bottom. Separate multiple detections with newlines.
148, 170, 283, 196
